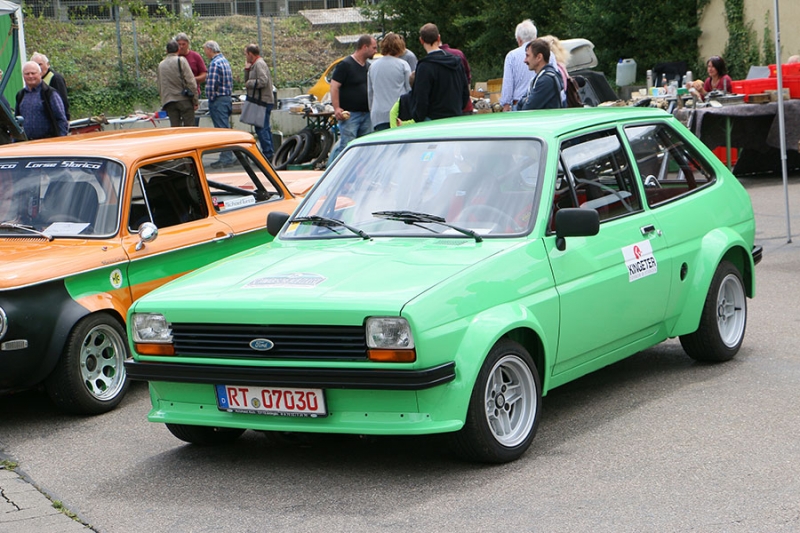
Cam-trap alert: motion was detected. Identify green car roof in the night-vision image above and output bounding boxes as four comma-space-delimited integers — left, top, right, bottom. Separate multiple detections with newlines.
349, 107, 675, 144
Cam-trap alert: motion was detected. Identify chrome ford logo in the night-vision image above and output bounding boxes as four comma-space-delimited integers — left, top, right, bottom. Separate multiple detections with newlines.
249, 338, 274, 351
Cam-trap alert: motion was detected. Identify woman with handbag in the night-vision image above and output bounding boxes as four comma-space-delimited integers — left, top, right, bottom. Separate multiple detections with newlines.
157, 40, 199, 127
242, 43, 274, 161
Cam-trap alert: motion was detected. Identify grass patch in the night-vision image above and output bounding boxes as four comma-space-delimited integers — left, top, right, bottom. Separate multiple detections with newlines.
24, 13, 375, 118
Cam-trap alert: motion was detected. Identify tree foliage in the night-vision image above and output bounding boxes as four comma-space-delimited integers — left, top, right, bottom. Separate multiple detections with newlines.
369, 0, 701, 84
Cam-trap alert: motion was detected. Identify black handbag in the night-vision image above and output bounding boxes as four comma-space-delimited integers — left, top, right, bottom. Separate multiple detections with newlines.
178, 57, 194, 99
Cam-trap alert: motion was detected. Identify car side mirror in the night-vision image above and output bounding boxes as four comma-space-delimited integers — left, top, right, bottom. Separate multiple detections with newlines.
554, 208, 599, 251
267, 211, 291, 237
135, 222, 158, 251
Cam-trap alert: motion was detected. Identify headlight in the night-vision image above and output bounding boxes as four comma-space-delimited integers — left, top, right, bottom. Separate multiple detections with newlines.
132, 313, 172, 343
366, 317, 414, 349
0, 306, 7, 340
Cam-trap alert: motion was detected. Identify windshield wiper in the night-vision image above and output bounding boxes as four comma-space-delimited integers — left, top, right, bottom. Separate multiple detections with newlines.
0, 222, 54, 241
372, 210, 483, 243
293, 215, 371, 240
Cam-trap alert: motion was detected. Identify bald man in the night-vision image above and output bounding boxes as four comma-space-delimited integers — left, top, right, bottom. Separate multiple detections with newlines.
15, 61, 68, 140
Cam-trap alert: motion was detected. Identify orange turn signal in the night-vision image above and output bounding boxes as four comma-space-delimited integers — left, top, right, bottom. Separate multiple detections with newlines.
134, 343, 176, 356
368, 349, 416, 362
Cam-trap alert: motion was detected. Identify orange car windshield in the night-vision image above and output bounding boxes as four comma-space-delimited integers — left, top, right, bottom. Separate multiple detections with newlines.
0, 158, 124, 238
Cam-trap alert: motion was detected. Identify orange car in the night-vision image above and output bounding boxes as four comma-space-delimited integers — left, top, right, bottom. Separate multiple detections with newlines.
0, 128, 308, 414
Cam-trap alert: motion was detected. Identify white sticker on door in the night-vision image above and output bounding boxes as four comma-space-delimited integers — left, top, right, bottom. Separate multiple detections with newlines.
622, 240, 658, 282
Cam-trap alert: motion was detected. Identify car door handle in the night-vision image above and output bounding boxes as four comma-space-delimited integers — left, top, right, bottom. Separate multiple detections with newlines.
640, 224, 657, 235
213, 232, 233, 242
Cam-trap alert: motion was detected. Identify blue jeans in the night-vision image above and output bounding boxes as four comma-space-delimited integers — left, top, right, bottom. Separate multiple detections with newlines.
209, 95, 232, 129
254, 103, 274, 161
209, 96, 236, 164
328, 111, 372, 162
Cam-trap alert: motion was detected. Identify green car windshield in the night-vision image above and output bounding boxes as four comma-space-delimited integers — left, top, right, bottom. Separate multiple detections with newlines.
286, 139, 543, 239
0, 158, 125, 238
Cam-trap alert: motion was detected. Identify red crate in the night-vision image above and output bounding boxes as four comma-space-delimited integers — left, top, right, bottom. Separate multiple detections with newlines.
783, 76, 800, 98
768, 63, 800, 77
712, 147, 738, 166
731, 78, 777, 97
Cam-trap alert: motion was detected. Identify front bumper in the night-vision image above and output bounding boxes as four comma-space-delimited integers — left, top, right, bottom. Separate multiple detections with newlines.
124, 360, 456, 390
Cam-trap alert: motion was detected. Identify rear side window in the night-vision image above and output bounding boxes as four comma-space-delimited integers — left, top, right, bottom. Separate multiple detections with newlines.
624, 124, 715, 207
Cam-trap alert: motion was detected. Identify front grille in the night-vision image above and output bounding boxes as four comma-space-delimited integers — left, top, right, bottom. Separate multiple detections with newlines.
170, 323, 368, 360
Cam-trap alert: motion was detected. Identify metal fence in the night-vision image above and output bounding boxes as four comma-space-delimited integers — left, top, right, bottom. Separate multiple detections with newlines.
23, 0, 358, 20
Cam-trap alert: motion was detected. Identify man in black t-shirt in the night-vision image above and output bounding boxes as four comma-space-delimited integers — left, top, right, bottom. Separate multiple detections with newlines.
328, 35, 377, 162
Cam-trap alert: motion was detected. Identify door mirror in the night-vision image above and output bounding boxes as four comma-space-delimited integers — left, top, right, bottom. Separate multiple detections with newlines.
554, 208, 599, 251
135, 222, 158, 251
267, 211, 290, 237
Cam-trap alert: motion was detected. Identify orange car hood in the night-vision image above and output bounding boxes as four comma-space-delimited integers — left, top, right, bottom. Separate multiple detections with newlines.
0, 238, 125, 290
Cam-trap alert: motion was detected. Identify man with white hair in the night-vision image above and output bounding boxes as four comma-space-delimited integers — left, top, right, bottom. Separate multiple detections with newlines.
501, 20, 538, 112
30, 52, 70, 120
202, 40, 233, 130
15, 61, 68, 139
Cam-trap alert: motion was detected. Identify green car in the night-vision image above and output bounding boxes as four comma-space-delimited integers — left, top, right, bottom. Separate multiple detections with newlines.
125, 108, 761, 463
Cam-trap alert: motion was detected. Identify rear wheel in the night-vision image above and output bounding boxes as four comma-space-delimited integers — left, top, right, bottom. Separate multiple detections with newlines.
680, 260, 747, 362
450, 339, 541, 463
166, 424, 246, 445
45, 313, 129, 415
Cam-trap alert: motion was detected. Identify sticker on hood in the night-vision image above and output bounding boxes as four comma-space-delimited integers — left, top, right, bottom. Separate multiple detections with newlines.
244, 272, 326, 289
622, 240, 657, 282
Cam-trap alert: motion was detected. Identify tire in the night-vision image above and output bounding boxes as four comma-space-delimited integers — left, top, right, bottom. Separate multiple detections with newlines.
292, 128, 314, 164
310, 129, 334, 169
166, 424, 246, 446
680, 260, 747, 362
45, 313, 130, 415
450, 339, 541, 463
272, 134, 305, 170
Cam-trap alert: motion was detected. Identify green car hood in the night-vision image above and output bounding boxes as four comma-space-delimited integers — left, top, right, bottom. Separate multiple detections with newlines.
135, 238, 518, 324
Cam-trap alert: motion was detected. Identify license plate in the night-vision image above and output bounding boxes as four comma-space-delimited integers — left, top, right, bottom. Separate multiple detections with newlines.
215, 384, 327, 417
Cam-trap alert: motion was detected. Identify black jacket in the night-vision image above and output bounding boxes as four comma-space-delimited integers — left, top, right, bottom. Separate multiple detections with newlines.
412, 50, 470, 122
43, 69, 70, 120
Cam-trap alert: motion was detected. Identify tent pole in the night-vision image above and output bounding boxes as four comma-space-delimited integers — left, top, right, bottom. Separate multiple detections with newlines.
774, 0, 792, 243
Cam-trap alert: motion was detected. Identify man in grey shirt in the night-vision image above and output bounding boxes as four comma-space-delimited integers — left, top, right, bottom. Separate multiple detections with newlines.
368, 33, 411, 131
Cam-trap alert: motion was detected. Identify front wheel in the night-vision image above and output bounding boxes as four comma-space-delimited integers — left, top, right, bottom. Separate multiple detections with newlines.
450, 339, 541, 463
680, 260, 747, 362
166, 424, 246, 445
45, 313, 130, 415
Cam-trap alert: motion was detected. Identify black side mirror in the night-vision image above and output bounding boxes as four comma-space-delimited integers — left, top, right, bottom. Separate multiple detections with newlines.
554, 208, 599, 251
267, 211, 291, 237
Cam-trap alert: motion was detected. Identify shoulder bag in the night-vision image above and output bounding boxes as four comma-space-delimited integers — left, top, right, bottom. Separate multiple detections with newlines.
240, 87, 267, 127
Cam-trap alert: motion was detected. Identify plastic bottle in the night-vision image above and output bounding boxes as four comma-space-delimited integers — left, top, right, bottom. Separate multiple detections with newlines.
646, 70, 653, 94
685, 70, 693, 86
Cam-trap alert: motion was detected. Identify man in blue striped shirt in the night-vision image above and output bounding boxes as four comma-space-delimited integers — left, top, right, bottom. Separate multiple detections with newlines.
203, 41, 236, 166
203, 41, 233, 130
501, 20, 538, 112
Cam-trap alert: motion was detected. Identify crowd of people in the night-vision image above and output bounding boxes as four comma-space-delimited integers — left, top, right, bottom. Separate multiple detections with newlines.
326, 19, 585, 159
10, 24, 800, 160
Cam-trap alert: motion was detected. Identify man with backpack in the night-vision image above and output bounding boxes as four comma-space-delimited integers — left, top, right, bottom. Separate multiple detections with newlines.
16, 61, 68, 140
519, 39, 564, 111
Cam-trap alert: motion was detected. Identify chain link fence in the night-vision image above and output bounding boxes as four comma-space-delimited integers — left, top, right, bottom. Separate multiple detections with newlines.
23, 0, 358, 20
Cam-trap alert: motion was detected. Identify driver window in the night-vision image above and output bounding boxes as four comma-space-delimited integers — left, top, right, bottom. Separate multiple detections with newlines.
129, 157, 208, 231
624, 124, 715, 208
201, 148, 279, 212
557, 130, 642, 223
